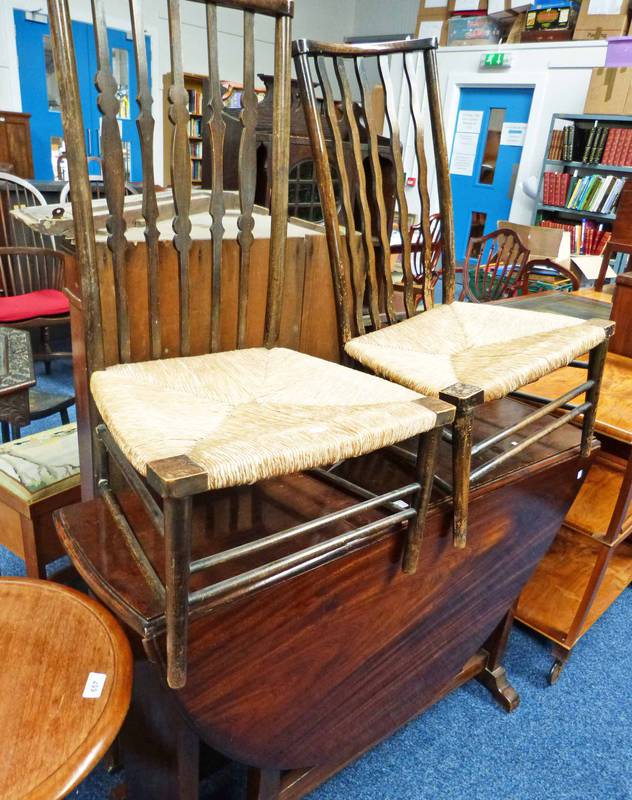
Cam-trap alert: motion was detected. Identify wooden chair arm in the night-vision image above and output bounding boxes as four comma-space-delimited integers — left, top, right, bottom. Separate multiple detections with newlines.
523, 257, 580, 292
595, 240, 632, 292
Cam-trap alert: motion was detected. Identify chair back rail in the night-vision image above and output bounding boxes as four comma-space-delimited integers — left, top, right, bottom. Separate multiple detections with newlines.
47, 0, 293, 374
462, 228, 530, 303
0, 247, 65, 296
293, 37, 456, 346
410, 212, 442, 283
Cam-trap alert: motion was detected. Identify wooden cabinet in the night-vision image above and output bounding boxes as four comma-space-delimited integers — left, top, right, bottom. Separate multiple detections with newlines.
0, 111, 34, 178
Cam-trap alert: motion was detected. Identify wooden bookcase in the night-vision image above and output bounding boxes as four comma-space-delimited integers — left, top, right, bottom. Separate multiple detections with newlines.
162, 73, 207, 186
162, 73, 265, 187
533, 113, 632, 254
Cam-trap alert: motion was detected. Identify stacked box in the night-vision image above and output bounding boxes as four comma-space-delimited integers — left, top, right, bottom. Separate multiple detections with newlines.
447, 13, 503, 42
573, 0, 630, 40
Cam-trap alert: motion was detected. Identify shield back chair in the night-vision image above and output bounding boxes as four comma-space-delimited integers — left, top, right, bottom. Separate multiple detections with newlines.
294, 35, 614, 549
523, 257, 579, 294
461, 227, 530, 303
0, 173, 71, 370
393, 212, 442, 311
47, 0, 454, 689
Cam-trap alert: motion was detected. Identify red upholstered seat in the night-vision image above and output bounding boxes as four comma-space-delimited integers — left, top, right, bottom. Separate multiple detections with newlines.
0, 290, 69, 323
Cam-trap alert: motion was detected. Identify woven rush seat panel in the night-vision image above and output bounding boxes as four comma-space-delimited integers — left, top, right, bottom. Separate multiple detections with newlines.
345, 302, 607, 403
91, 347, 440, 491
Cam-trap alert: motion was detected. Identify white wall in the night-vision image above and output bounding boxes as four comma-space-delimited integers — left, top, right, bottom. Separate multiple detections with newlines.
431, 40, 608, 224
1, 0, 358, 184
353, 0, 418, 37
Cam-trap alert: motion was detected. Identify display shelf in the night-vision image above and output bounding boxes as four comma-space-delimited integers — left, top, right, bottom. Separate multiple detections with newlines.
516, 525, 632, 646
536, 203, 616, 222
565, 453, 632, 542
545, 159, 632, 175
533, 113, 632, 237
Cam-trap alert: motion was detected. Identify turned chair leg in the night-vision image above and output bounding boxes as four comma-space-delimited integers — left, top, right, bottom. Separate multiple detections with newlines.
403, 427, 442, 573
440, 384, 484, 549
247, 767, 282, 800
581, 333, 612, 458
164, 496, 193, 690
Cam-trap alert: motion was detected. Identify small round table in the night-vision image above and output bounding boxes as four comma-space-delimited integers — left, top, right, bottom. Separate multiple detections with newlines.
0, 577, 132, 799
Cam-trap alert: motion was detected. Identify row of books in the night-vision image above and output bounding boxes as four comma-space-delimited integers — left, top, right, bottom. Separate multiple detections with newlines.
539, 220, 612, 256
543, 171, 625, 216
191, 160, 202, 182
190, 141, 203, 159
547, 121, 632, 167
542, 171, 570, 207
188, 118, 203, 138
547, 125, 574, 162
187, 88, 203, 116
601, 128, 632, 166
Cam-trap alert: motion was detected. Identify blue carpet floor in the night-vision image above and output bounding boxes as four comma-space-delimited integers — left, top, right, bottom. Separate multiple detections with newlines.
2, 359, 631, 799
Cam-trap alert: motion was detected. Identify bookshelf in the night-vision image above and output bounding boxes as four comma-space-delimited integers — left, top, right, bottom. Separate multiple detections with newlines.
534, 113, 632, 257
162, 74, 266, 187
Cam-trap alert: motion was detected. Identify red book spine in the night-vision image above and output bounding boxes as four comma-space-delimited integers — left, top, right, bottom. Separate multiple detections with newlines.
543, 173, 550, 206
611, 128, 622, 166
622, 129, 631, 167
602, 129, 614, 165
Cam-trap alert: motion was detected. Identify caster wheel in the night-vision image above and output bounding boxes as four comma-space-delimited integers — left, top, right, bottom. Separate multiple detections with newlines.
548, 659, 564, 685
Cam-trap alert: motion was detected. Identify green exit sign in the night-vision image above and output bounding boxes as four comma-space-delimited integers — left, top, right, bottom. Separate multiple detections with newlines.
481, 52, 512, 68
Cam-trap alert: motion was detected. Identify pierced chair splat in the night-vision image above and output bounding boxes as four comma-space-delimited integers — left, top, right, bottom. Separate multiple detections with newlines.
294, 35, 614, 549
47, 0, 454, 690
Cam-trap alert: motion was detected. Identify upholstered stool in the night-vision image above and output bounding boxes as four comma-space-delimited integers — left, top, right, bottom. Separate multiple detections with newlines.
0, 423, 80, 578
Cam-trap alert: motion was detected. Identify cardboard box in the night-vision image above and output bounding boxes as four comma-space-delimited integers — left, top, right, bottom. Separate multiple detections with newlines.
521, 25, 575, 36
583, 66, 632, 114
418, 0, 449, 15
447, 0, 488, 14
525, 3, 579, 29
572, 255, 617, 282
417, 14, 450, 44
498, 221, 572, 269
416, 0, 450, 44
573, 0, 629, 40
447, 13, 501, 42
488, 0, 531, 17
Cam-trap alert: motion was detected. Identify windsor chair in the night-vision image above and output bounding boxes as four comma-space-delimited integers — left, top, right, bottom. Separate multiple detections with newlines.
47, 0, 453, 690
294, 35, 614, 548
0, 173, 70, 370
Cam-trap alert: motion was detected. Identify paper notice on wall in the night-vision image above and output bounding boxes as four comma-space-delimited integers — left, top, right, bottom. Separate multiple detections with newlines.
418, 19, 445, 39
454, 0, 478, 10
500, 122, 527, 146
456, 110, 483, 134
450, 131, 479, 176
587, 0, 622, 14
424, 0, 449, 7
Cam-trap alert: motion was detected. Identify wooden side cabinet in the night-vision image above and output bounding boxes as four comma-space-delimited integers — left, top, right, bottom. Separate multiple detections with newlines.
0, 111, 34, 178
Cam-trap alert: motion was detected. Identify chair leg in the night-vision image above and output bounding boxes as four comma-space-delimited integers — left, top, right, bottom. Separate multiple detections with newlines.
581, 336, 611, 458
451, 407, 474, 549
1, 422, 9, 443
60, 408, 70, 425
440, 383, 484, 549
10, 424, 20, 441
42, 326, 53, 374
164, 496, 193, 690
403, 427, 441, 573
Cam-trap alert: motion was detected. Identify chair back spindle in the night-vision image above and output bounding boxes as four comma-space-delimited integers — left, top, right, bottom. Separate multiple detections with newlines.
294, 38, 456, 346
47, 0, 294, 372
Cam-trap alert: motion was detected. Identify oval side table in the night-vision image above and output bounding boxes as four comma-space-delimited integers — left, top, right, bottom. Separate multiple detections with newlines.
0, 577, 132, 799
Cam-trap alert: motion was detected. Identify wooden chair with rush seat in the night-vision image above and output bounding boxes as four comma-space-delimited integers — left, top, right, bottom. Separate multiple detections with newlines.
47, 0, 453, 694
294, 35, 615, 548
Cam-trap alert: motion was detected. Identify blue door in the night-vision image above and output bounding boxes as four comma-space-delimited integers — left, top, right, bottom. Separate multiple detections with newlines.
450, 86, 534, 261
14, 10, 149, 182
